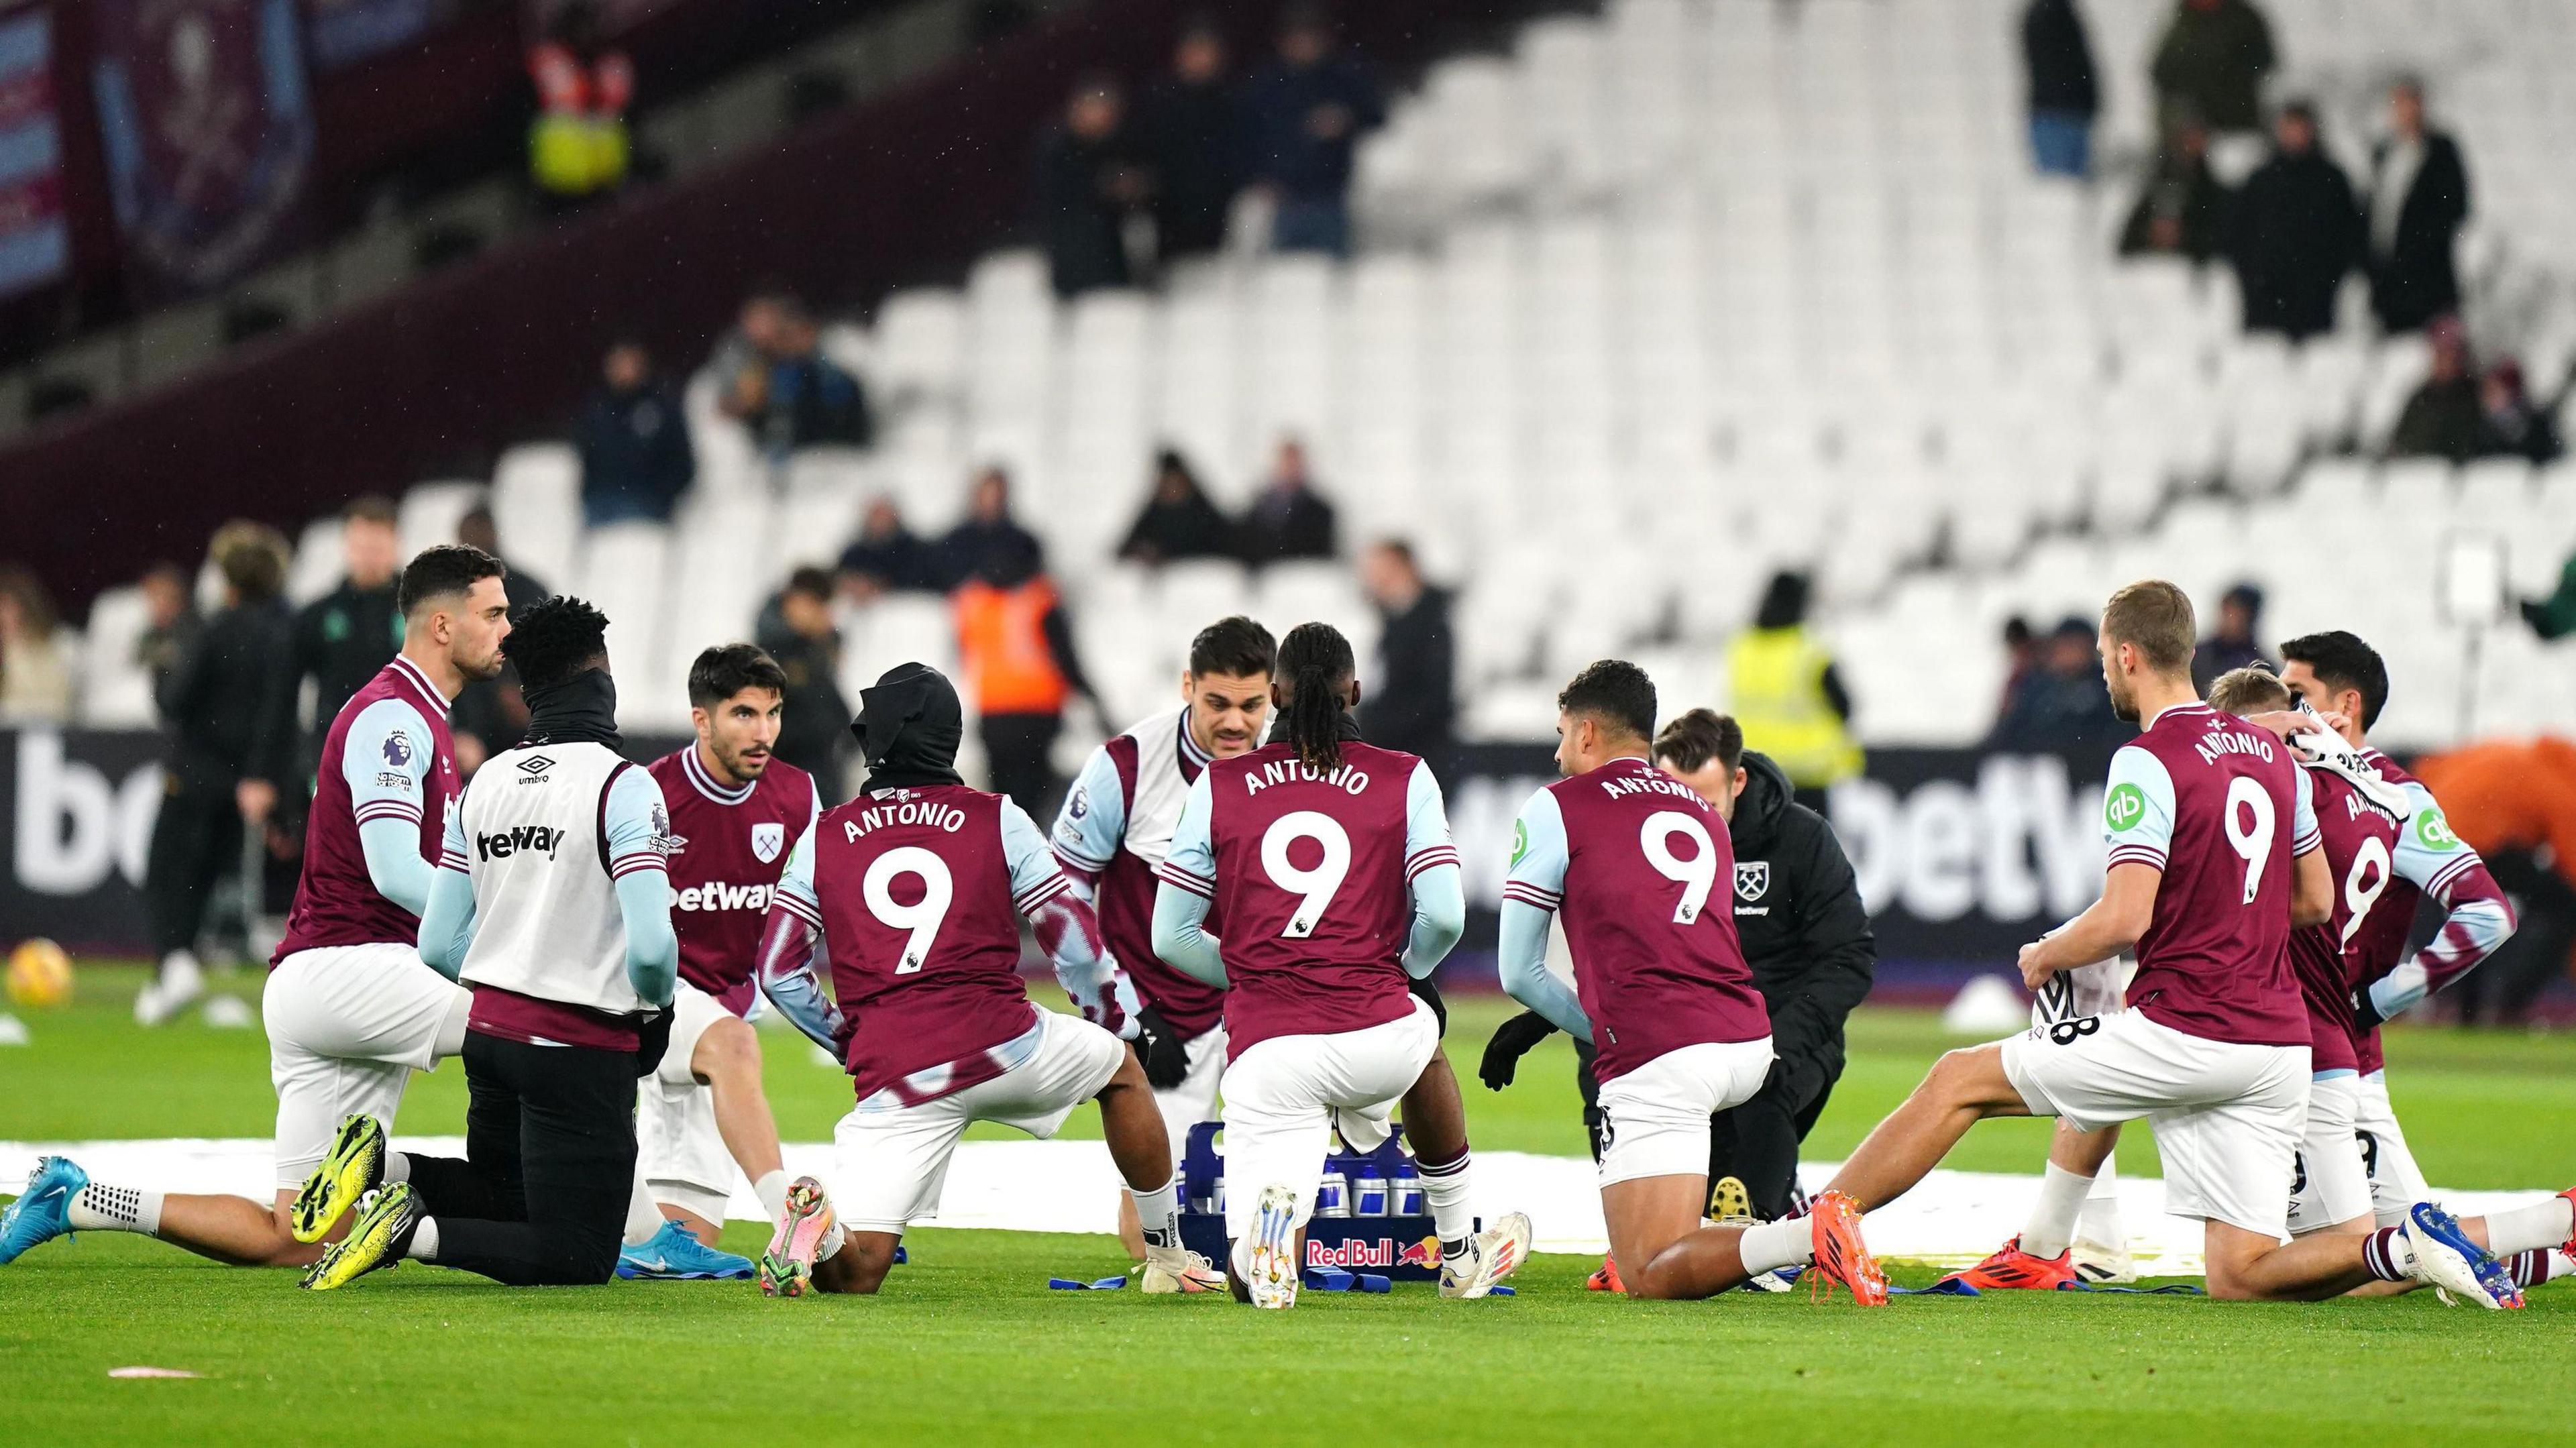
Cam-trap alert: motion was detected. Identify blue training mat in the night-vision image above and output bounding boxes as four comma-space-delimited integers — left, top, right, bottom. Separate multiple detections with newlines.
1046, 1274, 1131, 1291
1889, 1278, 1982, 1296
2056, 1280, 2204, 1294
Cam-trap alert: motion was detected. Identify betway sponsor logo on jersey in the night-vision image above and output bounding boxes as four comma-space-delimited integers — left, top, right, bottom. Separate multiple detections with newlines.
1242, 759, 1370, 796
674, 881, 773, 912
476, 824, 567, 860
841, 799, 967, 840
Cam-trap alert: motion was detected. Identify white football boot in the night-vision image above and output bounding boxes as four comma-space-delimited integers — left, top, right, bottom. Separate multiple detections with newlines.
1440, 1211, 1533, 1300
1242, 1184, 1301, 1310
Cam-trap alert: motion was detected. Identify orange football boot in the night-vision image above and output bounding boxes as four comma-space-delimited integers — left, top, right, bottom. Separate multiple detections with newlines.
1587, 1254, 1626, 1293
1806, 1190, 1888, 1305
1934, 1235, 2080, 1292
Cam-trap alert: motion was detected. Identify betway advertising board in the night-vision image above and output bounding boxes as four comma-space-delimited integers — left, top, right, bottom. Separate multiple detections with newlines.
1, 730, 2114, 974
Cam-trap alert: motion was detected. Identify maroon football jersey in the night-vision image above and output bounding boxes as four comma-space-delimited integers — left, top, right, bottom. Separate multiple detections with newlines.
2287, 763, 2402, 1074
2345, 749, 2423, 1076
651, 745, 817, 1015
272, 657, 459, 962
2117, 704, 2313, 1048
1087, 732, 1227, 1038
813, 784, 1043, 1105
1539, 758, 1770, 1083
1161, 740, 1446, 1062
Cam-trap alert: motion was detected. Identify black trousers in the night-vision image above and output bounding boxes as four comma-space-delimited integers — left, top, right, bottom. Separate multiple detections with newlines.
1575, 1040, 1845, 1222
980, 711, 1063, 820
402, 1030, 637, 1286
144, 780, 239, 958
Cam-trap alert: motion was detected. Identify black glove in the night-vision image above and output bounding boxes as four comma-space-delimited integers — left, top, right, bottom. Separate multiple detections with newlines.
1408, 974, 1449, 1036
1479, 1009, 1558, 1091
2351, 987, 2386, 1036
1132, 1005, 1191, 1091
634, 1007, 676, 1078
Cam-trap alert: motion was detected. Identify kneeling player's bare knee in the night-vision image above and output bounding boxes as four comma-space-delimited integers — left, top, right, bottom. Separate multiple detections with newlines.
1927, 1046, 2013, 1110
698, 1019, 761, 1085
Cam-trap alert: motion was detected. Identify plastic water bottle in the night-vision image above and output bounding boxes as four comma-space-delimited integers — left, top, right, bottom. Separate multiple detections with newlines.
1352, 1163, 1390, 1217
1315, 1161, 1349, 1217
1393, 1159, 1425, 1217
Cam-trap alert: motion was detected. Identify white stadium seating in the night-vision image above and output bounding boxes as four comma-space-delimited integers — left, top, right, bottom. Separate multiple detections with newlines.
77, 0, 2576, 750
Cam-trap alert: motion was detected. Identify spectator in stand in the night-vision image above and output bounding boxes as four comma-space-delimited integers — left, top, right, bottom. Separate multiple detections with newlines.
1034, 74, 1152, 297
1357, 539, 1456, 781
2229, 101, 2359, 342
141, 522, 291, 1026
2118, 119, 2229, 262
1727, 570, 1862, 808
134, 561, 201, 702
1117, 449, 1237, 565
754, 567, 852, 786
1238, 437, 1338, 565
2189, 581, 2273, 693
751, 303, 873, 458
2385, 319, 2484, 461
526, 0, 634, 211
2150, 0, 2274, 140
2365, 78, 2470, 335
837, 495, 943, 599
0, 574, 60, 712
576, 339, 695, 526
2412, 736, 2576, 1025
2481, 359, 2565, 465
1142, 18, 1247, 262
953, 544, 1103, 818
0, 564, 74, 724
941, 466, 1046, 588
1991, 614, 2039, 725
1987, 616, 2113, 751
2021, 0, 2099, 179
246, 495, 404, 832
448, 506, 549, 774
712, 286, 796, 423
1242, 4, 1383, 257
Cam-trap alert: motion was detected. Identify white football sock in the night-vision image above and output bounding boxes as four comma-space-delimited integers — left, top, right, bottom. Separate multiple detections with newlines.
813, 1221, 846, 1262
66, 1183, 162, 1235
623, 1177, 667, 1247
2076, 1152, 2125, 1246
1129, 1176, 1182, 1257
1417, 1148, 1474, 1248
2479, 1196, 2575, 1256
407, 1217, 439, 1262
1737, 1217, 1813, 1276
753, 1170, 791, 1227
380, 1152, 411, 1185
2021, 1162, 2094, 1260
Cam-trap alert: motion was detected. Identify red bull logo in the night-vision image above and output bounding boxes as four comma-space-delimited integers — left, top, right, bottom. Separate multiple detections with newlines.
1305, 1235, 1442, 1270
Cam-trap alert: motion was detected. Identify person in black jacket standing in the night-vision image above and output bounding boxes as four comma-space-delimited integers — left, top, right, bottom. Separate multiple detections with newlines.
140, 522, 294, 1025
2364, 78, 2471, 335
2021, 0, 2099, 178
2228, 103, 2359, 341
1483, 710, 1875, 1239
1358, 539, 1456, 781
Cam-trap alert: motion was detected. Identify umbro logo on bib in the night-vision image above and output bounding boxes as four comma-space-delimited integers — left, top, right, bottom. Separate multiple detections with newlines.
515, 755, 555, 783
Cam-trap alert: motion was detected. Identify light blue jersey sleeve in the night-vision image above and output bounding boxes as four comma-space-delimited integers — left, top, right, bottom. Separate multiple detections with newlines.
2290, 760, 2322, 856
2100, 744, 2177, 872
755, 816, 842, 1050
1004, 799, 1141, 1034
419, 801, 476, 979
2371, 801, 2516, 1017
343, 697, 438, 918
1150, 771, 1225, 987
604, 765, 678, 1009
1496, 785, 1591, 1041
1049, 745, 1128, 899
1400, 759, 1464, 979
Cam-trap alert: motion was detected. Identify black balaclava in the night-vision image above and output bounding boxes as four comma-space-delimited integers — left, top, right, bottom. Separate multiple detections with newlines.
852, 661, 965, 791
523, 667, 622, 750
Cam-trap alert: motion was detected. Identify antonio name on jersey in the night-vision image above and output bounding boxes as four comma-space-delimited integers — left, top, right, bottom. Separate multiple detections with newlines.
1240, 758, 1373, 796
841, 793, 971, 839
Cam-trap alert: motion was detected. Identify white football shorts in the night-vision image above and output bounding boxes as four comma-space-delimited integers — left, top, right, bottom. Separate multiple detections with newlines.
2351, 1070, 2431, 1228
1219, 999, 1439, 1244
1593, 1038, 1776, 1188
639, 980, 745, 1224
2000, 1006, 2309, 1240
829, 1009, 1124, 1235
264, 943, 468, 1190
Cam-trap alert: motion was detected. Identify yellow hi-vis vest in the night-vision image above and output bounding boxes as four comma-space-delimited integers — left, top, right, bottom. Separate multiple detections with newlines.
1726, 625, 1863, 788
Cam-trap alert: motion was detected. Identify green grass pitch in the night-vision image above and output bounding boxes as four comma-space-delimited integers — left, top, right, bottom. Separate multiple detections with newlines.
3, 965, 2571, 1445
